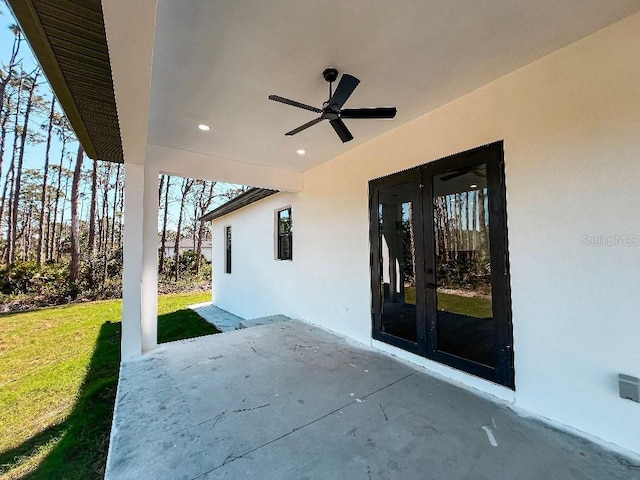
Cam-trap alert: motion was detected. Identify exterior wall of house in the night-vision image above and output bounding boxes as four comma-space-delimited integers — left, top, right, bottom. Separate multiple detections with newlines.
212, 192, 299, 320
212, 13, 640, 454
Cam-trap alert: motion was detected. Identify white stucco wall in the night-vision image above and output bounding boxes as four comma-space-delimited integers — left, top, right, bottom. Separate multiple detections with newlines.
212, 13, 640, 454
212, 193, 300, 320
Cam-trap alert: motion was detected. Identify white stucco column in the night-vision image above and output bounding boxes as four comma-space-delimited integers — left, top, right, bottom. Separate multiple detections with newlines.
122, 163, 144, 359
141, 162, 159, 353
121, 162, 159, 360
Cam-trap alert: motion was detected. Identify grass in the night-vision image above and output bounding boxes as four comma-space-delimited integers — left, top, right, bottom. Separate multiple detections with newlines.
0, 291, 218, 479
437, 291, 492, 318
405, 286, 493, 318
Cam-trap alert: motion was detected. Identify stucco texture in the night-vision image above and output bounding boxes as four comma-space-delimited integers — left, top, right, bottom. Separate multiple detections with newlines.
212, 13, 640, 454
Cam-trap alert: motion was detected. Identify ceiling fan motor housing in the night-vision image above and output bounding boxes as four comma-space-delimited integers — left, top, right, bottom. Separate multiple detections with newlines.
322, 67, 339, 83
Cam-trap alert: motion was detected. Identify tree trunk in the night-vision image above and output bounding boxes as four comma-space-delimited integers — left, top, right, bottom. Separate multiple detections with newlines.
110, 163, 121, 252
57, 155, 73, 262
1, 69, 24, 263
158, 175, 164, 208
455, 195, 460, 255
195, 182, 216, 274
49, 137, 66, 260
173, 178, 193, 281
478, 188, 487, 255
117, 167, 124, 250
159, 175, 171, 273
23, 203, 33, 260
87, 157, 98, 257
99, 164, 111, 287
191, 182, 203, 273
195, 220, 206, 274
442, 197, 450, 261
69, 144, 84, 283
100, 163, 112, 254
0, 95, 12, 239
36, 97, 56, 264
8, 70, 39, 264
0, 32, 21, 241
464, 191, 470, 249
0, 26, 22, 117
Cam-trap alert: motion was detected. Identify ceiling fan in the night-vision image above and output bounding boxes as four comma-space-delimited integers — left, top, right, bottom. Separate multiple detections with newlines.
268, 68, 397, 143
440, 166, 487, 182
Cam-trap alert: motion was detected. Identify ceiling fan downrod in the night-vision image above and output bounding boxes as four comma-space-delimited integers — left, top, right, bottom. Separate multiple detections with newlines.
322, 67, 339, 103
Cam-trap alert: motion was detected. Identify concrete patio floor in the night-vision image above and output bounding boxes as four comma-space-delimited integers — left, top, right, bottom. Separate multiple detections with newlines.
105, 321, 639, 480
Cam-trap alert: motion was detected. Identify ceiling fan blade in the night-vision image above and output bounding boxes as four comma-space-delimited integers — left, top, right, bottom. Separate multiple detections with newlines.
329, 74, 360, 110
285, 116, 324, 136
269, 95, 322, 114
440, 167, 486, 182
340, 107, 397, 119
440, 171, 465, 181
329, 118, 354, 143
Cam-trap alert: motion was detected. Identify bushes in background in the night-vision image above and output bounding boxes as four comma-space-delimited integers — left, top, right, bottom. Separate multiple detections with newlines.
0, 251, 211, 312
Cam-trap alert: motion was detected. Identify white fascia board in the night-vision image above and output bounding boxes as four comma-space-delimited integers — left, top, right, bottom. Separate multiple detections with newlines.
147, 143, 303, 192
102, 0, 158, 165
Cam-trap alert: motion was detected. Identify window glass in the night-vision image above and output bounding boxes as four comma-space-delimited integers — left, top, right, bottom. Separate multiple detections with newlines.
277, 208, 292, 260
432, 164, 495, 367
225, 226, 232, 273
378, 184, 417, 343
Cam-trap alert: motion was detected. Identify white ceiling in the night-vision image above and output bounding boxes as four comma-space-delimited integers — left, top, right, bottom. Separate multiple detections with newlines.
146, 0, 640, 172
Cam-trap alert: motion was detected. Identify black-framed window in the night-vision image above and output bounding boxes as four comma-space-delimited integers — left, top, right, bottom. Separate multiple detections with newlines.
369, 141, 514, 389
277, 208, 292, 260
224, 226, 232, 273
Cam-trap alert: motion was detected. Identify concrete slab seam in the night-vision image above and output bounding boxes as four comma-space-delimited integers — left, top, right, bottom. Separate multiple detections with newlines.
189, 371, 417, 479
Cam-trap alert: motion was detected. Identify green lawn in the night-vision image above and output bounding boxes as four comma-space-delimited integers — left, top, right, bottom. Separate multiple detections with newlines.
405, 286, 493, 318
0, 292, 218, 480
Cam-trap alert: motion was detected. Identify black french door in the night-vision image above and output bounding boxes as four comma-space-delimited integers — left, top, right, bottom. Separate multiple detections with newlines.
370, 142, 514, 388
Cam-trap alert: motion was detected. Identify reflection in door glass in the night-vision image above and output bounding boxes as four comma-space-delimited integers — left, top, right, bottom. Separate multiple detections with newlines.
432, 164, 495, 366
379, 185, 417, 343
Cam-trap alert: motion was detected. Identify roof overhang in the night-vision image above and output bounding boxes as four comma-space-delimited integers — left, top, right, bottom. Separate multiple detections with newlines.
9, 1, 640, 179
200, 188, 279, 222
7, 0, 123, 162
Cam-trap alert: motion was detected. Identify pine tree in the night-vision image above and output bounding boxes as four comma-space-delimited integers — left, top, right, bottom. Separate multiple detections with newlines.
173, 177, 194, 281
69, 144, 84, 283
36, 96, 56, 264
8, 69, 40, 263
159, 175, 171, 273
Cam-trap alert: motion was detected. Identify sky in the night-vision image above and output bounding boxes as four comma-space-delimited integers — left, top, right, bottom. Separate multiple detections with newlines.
0, 4, 76, 173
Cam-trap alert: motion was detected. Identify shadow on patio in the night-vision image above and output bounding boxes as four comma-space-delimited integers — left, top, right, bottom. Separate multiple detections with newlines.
105, 321, 639, 480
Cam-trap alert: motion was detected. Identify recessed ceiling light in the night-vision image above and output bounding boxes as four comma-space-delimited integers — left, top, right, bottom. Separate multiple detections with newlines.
470, 184, 478, 188
296, 149, 306, 155
198, 124, 211, 131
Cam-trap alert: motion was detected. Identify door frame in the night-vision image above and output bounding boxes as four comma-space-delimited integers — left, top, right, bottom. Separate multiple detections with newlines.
369, 167, 426, 356
369, 141, 515, 389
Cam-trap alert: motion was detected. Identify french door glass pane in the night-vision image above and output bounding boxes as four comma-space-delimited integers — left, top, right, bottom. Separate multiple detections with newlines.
432, 164, 495, 367
378, 183, 417, 343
